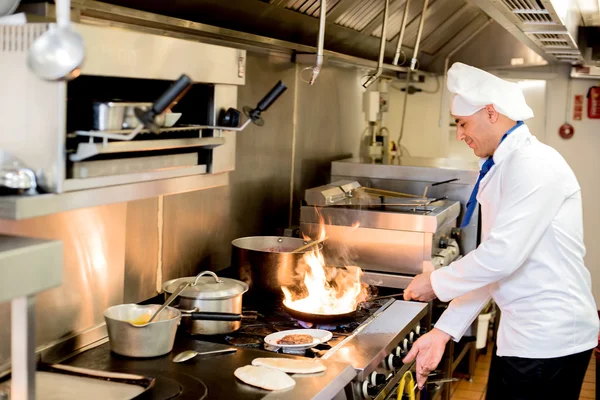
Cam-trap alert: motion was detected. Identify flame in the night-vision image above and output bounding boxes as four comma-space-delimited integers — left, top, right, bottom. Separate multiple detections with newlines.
283, 213, 366, 315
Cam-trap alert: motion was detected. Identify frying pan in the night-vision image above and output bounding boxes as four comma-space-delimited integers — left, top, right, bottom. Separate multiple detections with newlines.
282, 293, 404, 324
282, 304, 357, 324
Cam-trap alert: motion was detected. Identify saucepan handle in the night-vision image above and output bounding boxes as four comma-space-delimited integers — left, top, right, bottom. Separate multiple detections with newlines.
184, 312, 242, 321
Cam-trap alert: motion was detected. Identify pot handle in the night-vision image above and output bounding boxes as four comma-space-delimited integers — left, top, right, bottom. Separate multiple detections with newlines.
185, 312, 242, 321
192, 271, 224, 286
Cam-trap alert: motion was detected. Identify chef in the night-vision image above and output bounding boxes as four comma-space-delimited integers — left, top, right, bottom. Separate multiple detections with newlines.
403, 62, 599, 400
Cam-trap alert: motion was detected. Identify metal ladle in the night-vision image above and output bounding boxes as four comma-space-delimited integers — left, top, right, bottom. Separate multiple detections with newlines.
27, 0, 85, 81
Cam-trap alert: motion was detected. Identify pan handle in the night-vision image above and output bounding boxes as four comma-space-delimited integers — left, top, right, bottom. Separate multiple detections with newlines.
183, 312, 242, 321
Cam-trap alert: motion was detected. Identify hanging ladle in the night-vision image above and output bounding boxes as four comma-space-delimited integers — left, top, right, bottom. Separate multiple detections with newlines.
27, 0, 85, 81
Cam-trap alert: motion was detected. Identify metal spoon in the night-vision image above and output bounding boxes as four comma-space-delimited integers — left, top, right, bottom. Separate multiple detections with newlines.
172, 348, 237, 363
147, 282, 189, 324
291, 236, 328, 254
27, 0, 85, 81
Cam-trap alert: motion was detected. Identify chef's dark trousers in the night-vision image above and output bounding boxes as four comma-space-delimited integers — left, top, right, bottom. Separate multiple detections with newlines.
486, 348, 593, 400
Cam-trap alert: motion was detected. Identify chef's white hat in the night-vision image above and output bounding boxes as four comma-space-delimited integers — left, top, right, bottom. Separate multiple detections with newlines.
447, 62, 534, 121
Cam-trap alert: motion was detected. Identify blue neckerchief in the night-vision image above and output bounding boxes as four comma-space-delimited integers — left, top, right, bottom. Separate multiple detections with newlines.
460, 121, 524, 228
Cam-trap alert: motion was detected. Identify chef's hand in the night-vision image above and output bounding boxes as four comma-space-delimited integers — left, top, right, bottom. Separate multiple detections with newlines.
402, 328, 451, 389
403, 272, 436, 302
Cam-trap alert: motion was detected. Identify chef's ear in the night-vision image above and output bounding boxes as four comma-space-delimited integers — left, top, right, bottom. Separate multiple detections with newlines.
485, 105, 499, 123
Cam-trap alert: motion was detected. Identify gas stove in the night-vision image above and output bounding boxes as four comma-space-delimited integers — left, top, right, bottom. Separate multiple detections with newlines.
187, 298, 428, 400
59, 298, 427, 400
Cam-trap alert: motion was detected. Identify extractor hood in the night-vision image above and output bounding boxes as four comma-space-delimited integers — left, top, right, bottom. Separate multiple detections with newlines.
470, 0, 585, 64
46, 0, 494, 73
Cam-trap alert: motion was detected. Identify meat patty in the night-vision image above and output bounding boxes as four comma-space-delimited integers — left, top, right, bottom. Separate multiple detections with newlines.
277, 334, 314, 345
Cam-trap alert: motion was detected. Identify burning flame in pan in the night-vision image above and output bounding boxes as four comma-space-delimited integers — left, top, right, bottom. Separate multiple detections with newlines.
282, 212, 366, 315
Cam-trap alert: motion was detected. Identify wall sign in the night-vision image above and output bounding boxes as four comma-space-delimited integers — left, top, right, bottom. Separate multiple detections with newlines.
573, 95, 583, 121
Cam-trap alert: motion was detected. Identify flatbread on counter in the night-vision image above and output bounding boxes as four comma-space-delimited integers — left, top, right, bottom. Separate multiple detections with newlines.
251, 358, 327, 374
234, 365, 296, 391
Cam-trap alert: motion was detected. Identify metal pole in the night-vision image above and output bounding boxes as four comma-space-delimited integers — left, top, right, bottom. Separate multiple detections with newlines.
11, 296, 36, 400
309, 0, 327, 85
393, 0, 411, 66
410, 0, 429, 70
362, 0, 390, 88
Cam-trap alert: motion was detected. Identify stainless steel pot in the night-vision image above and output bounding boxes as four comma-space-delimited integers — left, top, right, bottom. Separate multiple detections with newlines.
162, 271, 248, 335
103, 304, 181, 358
231, 236, 318, 297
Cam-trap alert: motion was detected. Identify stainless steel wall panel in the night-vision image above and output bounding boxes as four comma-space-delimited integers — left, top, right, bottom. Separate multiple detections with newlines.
0, 203, 127, 368
292, 64, 364, 225
156, 53, 297, 284
301, 222, 427, 274
124, 198, 160, 303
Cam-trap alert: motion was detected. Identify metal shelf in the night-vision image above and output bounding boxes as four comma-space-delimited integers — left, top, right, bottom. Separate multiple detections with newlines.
75, 125, 210, 136
70, 137, 226, 162
0, 172, 229, 220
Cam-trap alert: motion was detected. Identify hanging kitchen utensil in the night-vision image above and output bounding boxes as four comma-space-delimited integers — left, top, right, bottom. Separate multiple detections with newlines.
27, 0, 85, 81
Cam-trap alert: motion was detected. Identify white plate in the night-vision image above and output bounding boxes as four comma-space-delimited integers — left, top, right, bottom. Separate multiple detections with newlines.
264, 329, 333, 350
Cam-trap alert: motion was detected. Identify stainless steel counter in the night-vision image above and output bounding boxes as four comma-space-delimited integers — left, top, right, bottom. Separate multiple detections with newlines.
331, 157, 479, 184
60, 337, 356, 400
323, 300, 428, 382
330, 157, 480, 256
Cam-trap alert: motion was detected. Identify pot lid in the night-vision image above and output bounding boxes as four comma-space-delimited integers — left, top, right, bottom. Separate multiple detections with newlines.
162, 271, 248, 299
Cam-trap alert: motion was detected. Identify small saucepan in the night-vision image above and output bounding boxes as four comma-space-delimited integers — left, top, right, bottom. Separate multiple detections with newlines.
162, 271, 249, 335
103, 304, 245, 358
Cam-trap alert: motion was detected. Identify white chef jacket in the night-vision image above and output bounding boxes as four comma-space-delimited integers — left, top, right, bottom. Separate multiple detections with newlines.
431, 123, 599, 359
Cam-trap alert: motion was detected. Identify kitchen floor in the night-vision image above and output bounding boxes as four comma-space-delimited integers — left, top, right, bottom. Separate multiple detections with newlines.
450, 346, 597, 400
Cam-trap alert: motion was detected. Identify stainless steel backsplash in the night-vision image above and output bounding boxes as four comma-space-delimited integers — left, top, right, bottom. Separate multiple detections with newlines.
0, 52, 365, 367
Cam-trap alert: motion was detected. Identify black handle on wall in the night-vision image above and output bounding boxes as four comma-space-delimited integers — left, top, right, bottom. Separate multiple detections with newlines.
255, 81, 287, 112
246, 81, 288, 124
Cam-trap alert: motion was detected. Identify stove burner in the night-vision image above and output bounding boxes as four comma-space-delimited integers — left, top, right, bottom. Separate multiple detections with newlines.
147, 376, 182, 399
112, 369, 207, 400
238, 325, 277, 336
225, 336, 262, 347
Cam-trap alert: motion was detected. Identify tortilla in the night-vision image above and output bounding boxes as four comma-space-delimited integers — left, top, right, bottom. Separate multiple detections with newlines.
234, 365, 296, 391
251, 358, 327, 374
277, 334, 314, 345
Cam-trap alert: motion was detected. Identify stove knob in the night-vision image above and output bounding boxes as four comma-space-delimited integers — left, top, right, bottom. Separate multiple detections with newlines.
361, 380, 372, 399
386, 353, 403, 369
414, 326, 421, 336
369, 371, 386, 386
402, 338, 410, 352
361, 380, 380, 399
408, 331, 416, 344
394, 346, 403, 357
386, 354, 395, 369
